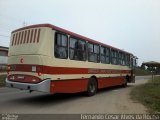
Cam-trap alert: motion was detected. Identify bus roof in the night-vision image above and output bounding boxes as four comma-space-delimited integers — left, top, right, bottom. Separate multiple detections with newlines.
12, 23, 133, 55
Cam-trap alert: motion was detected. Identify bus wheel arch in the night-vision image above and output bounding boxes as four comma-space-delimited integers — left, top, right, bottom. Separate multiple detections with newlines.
86, 76, 98, 96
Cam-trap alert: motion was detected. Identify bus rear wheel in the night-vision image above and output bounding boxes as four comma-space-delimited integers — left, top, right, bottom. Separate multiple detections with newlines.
87, 77, 97, 96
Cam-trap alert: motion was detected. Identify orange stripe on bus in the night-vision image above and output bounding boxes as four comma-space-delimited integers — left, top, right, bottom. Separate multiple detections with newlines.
9, 64, 131, 75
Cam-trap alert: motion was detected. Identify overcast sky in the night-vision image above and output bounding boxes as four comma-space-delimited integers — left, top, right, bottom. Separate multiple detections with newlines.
0, 0, 160, 65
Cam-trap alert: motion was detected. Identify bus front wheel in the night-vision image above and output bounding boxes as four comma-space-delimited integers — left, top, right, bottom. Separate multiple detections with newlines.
87, 77, 97, 96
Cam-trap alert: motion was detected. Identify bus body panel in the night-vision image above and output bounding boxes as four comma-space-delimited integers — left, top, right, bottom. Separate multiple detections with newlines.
6, 79, 51, 93
50, 76, 125, 93
8, 27, 53, 57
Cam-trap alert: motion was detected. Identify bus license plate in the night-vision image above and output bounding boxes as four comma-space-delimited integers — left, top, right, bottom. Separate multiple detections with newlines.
17, 75, 25, 79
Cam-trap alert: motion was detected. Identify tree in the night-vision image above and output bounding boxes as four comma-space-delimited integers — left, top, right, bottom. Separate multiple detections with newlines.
141, 64, 146, 70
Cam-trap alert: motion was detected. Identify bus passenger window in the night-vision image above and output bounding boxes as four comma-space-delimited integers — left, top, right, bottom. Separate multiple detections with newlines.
122, 53, 126, 65
101, 46, 110, 64
119, 52, 122, 65
69, 37, 86, 61
54, 33, 68, 59
101, 47, 106, 63
88, 43, 100, 63
106, 48, 110, 64
125, 54, 130, 66
111, 50, 118, 65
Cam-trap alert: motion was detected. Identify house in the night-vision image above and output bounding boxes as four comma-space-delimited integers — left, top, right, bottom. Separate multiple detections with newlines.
0, 46, 8, 72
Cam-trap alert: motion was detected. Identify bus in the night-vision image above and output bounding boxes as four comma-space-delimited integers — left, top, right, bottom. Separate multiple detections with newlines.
6, 24, 137, 96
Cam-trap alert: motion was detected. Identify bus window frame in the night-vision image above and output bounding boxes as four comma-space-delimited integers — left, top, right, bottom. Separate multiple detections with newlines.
100, 46, 110, 64
125, 54, 130, 66
118, 51, 123, 65
54, 32, 68, 59
88, 42, 100, 63
69, 36, 87, 61
111, 49, 119, 65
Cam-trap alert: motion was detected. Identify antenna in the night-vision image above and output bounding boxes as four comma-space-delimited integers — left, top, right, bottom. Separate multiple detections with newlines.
22, 21, 27, 27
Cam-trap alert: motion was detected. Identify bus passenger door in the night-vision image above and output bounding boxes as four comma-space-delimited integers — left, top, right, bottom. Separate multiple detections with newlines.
130, 57, 136, 83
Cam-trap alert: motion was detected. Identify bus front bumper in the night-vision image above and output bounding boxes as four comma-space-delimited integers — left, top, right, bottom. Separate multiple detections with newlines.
6, 79, 51, 93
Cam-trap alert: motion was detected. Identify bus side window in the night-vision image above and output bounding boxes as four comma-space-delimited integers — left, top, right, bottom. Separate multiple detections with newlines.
125, 54, 130, 66
111, 50, 117, 65
100, 46, 106, 63
106, 48, 110, 64
69, 37, 86, 61
100, 47, 110, 64
111, 50, 114, 64
122, 53, 125, 65
54, 32, 68, 59
118, 52, 121, 65
88, 43, 100, 63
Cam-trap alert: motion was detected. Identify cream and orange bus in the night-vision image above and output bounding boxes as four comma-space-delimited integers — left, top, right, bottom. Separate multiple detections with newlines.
6, 24, 137, 96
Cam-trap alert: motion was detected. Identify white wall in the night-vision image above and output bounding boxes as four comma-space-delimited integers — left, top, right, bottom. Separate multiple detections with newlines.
0, 56, 8, 64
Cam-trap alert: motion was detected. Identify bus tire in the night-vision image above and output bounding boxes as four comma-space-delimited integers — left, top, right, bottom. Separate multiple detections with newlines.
87, 77, 97, 96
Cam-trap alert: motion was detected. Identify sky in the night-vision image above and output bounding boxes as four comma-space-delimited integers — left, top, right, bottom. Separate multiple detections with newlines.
0, 0, 160, 65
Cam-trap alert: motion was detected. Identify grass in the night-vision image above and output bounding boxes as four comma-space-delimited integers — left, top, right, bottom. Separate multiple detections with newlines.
135, 68, 151, 76
0, 75, 6, 87
130, 76, 160, 113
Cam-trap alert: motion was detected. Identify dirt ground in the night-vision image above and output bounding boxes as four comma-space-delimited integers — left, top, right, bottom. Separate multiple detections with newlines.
0, 76, 150, 114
